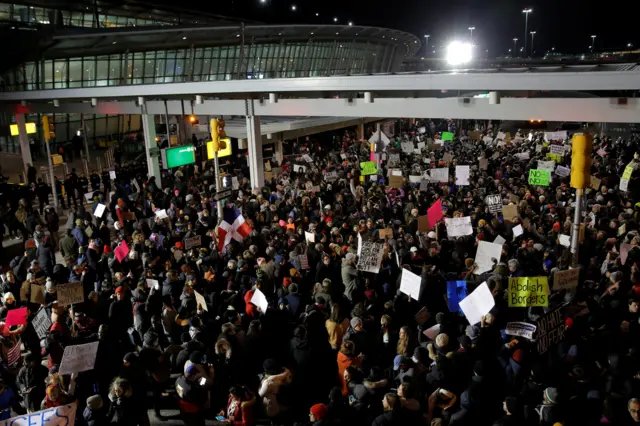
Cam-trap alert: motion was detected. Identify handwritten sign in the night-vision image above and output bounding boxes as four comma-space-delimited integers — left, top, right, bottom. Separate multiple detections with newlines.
389, 176, 404, 188
430, 168, 449, 183
549, 144, 566, 156
30, 284, 45, 304
184, 235, 202, 250
360, 161, 377, 176
508, 277, 549, 307
399, 269, 422, 301
459, 282, 495, 325
485, 194, 502, 214
357, 242, 385, 274
536, 304, 565, 354
59, 341, 99, 375
155, 209, 168, 219
32, 308, 52, 339
502, 204, 518, 222
554, 268, 579, 290
528, 169, 550, 186
378, 228, 393, 239
2, 402, 77, 426
506, 322, 536, 340
445, 216, 473, 237
455, 165, 470, 186
56, 282, 84, 307
194, 290, 208, 311
145, 278, 159, 290
299, 254, 310, 270
555, 165, 570, 178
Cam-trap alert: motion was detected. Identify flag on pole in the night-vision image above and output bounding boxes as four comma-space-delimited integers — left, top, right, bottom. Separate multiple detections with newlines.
218, 206, 252, 252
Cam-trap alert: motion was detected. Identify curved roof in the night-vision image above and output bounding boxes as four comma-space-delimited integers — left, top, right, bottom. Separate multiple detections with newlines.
38, 24, 421, 59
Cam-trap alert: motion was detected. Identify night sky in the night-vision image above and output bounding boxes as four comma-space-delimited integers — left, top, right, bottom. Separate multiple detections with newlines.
165, 0, 633, 56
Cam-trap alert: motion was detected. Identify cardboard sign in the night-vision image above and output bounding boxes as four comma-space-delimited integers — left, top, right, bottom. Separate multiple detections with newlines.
506, 322, 536, 340
389, 176, 404, 188
378, 228, 393, 239
56, 282, 85, 307
508, 277, 549, 307
554, 268, 579, 290
502, 204, 519, 222
123, 211, 136, 221
356, 242, 385, 274
529, 169, 551, 186
184, 235, 202, 250
445, 216, 473, 237
58, 341, 99, 375
459, 282, 495, 325
114, 241, 130, 263
360, 161, 377, 176
418, 215, 429, 233
3, 402, 77, 426
427, 199, 443, 227
33, 308, 52, 340
30, 284, 45, 304
399, 269, 422, 301
485, 194, 502, 214
446, 280, 467, 313
5, 307, 28, 327
479, 158, 488, 170
536, 304, 565, 354
194, 290, 208, 311
590, 175, 601, 190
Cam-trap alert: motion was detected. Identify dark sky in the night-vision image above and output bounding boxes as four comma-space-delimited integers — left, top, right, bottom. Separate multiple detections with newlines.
179, 0, 633, 56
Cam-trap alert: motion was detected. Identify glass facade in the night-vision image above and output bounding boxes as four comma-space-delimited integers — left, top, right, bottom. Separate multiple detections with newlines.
2, 41, 396, 91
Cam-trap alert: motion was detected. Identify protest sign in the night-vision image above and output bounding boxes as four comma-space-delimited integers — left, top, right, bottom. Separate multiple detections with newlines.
305, 231, 315, 243
423, 324, 441, 340
389, 176, 404, 188
622, 165, 634, 180
455, 165, 470, 186
302, 154, 313, 163
30, 284, 45, 304
554, 268, 580, 290
122, 211, 136, 221
357, 242, 384, 274
620, 179, 629, 192
509, 194, 520, 203
555, 165, 570, 177
442, 131, 454, 141
458, 282, 495, 325
475, 241, 503, 274
430, 168, 449, 183
109, 170, 116, 180
418, 215, 429, 233
528, 169, 550, 186
502, 204, 519, 222
494, 235, 506, 245
428, 199, 443, 226
506, 322, 537, 340
84, 192, 94, 202
538, 160, 555, 171
378, 228, 393, 239
409, 175, 422, 183
618, 223, 627, 237
446, 281, 467, 313
357, 233, 363, 256
360, 161, 377, 175
399, 269, 422, 301
428, 143, 441, 151
514, 152, 530, 161
114, 240, 130, 263
401, 142, 414, 154
145, 278, 159, 290
155, 209, 168, 219
549, 144, 566, 156
325, 171, 338, 182
94, 203, 106, 218
56, 282, 84, 306
419, 180, 430, 191
590, 175, 601, 190
194, 290, 208, 311
2, 402, 78, 426
5, 307, 27, 327
513, 224, 523, 237
58, 341, 99, 375
546, 153, 563, 163
485, 194, 502, 214
184, 235, 202, 250
33, 308, 52, 339
387, 169, 403, 177
445, 216, 473, 237
479, 158, 488, 170
544, 130, 567, 141
508, 277, 549, 307
483, 136, 493, 144
299, 254, 310, 270
536, 304, 565, 354
417, 142, 426, 150
558, 234, 570, 247
250, 288, 269, 312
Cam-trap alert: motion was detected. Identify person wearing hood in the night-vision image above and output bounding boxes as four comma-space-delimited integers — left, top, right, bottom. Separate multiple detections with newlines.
72, 219, 87, 248
59, 229, 79, 260
84, 395, 108, 426
258, 359, 293, 418
36, 236, 55, 276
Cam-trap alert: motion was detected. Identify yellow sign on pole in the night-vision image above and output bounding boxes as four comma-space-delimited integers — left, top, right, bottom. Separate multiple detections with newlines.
508, 277, 550, 307
207, 138, 232, 160
51, 154, 63, 166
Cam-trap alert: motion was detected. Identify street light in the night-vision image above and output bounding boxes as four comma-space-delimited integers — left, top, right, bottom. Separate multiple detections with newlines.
522, 8, 533, 56
591, 35, 596, 52
513, 37, 518, 57
530, 31, 536, 56
445, 41, 473, 66
290, 4, 296, 11
468, 26, 475, 44
333, 17, 338, 22
424, 34, 430, 55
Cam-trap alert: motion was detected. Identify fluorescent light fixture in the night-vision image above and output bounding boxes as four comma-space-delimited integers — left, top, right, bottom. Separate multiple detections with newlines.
445, 41, 472, 66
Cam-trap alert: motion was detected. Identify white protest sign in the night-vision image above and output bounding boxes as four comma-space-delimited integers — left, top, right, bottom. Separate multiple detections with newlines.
401, 142, 414, 154
445, 216, 473, 237
325, 171, 339, 182
2, 402, 78, 426
84, 192, 94, 201
194, 290, 208, 311
620, 179, 629, 192
435, 139, 444, 145
32, 308, 52, 340
458, 282, 495, 325
514, 152, 530, 161
409, 175, 422, 183
424, 324, 441, 340
356, 242, 385, 274
58, 341, 100, 375
357, 233, 363, 256
483, 136, 493, 144
155, 209, 168, 219
455, 165, 470, 186
399, 268, 422, 301
56, 282, 84, 307
513, 224, 524, 237
145, 278, 159, 290
418, 126, 427, 134
305, 231, 315, 243
544, 131, 567, 141
94, 203, 106, 218
538, 160, 555, 171
506, 322, 536, 340
496, 131, 506, 140
559, 234, 571, 247
430, 168, 449, 183
549, 144, 565, 156
555, 165, 570, 177
109, 170, 116, 180
417, 142, 426, 150
474, 241, 503, 274
250, 288, 269, 313
294, 164, 307, 173
302, 154, 313, 163
494, 235, 506, 245
232, 176, 239, 190
485, 194, 502, 214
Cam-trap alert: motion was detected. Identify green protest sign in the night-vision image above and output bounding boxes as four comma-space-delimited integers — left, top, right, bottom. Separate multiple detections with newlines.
442, 132, 454, 141
528, 169, 551, 186
360, 161, 377, 176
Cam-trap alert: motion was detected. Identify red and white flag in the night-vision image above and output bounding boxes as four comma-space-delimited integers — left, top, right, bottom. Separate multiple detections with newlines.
217, 206, 252, 252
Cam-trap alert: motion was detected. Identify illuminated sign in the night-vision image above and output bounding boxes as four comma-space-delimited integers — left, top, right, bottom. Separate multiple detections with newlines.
9, 122, 37, 136
164, 145, 196, 169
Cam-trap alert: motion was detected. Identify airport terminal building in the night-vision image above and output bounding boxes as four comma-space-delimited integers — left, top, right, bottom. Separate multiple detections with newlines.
0, 0, 419, 153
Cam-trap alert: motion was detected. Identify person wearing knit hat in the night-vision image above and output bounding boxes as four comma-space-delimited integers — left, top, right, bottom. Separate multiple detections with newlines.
309, 403, 328, 423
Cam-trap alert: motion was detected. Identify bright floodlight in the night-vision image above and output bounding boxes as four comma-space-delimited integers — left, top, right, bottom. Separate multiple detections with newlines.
445, 41, 473, 65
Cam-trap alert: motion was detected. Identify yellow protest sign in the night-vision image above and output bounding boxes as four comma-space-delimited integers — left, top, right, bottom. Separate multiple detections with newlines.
508, 277, 549, 307
360, 161, 377, 176
622, 166, 634, 180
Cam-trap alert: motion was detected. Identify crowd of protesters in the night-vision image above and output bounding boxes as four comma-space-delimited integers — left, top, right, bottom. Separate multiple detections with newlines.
0, 119, 640, 426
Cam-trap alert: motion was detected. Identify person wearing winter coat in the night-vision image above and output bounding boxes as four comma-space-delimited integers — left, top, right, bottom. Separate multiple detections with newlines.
36, 236, 56, 276
83, 395, 108, 426
220, 385, 256, 426
337, 340, 363, 396
59, 229, 78, 260
16, 352, 49, 413
258, 359, 292, 418
341, 253, 359, 302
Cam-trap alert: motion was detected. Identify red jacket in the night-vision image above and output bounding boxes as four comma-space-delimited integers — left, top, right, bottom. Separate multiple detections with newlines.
244, 290, 257, 318
226, 394, 256, 426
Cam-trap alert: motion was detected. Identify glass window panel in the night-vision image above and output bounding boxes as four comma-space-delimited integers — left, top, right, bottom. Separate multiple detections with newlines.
44, 60, 53, 89
96, 58, 109, 86
154, 56, 166, 83
0, 4, 11, 21
174, 57, 184, 81
84, 13, 95, 27
53, 59, 67, 88
68, 59, 82, 85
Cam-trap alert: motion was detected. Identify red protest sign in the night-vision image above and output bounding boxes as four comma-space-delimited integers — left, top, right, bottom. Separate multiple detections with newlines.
5, 307, 28, 327
114, 240, 130, 263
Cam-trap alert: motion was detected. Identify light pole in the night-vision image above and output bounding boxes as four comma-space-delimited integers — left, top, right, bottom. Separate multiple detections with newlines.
590, 35, 596, 52
530, 31, 536, 56
628, 43, 633, 53
424, 34, 430, 55
522, 8, 533, 57
468, 27, 475, 44
513, 38, 518, 57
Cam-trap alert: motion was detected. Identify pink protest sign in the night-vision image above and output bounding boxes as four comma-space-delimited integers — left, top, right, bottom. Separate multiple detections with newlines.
114, 240, 130, 263
427, 199, 444, 229
5, 307, 28, 327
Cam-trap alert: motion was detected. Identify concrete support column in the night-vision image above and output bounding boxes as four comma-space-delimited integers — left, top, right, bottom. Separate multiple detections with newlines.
357, 119, 365, 140
141, 114, 162, 187
246, 115, 264, 189
275, 139, 284, 165
15, 113, 32, 170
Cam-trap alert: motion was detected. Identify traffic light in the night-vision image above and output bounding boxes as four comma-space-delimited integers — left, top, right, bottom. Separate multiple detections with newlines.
209, 118, 227, 152
210, 118, 219, 151
42, 115, 55, 141
188, 115, 199, 125
570, 133, 593, 189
